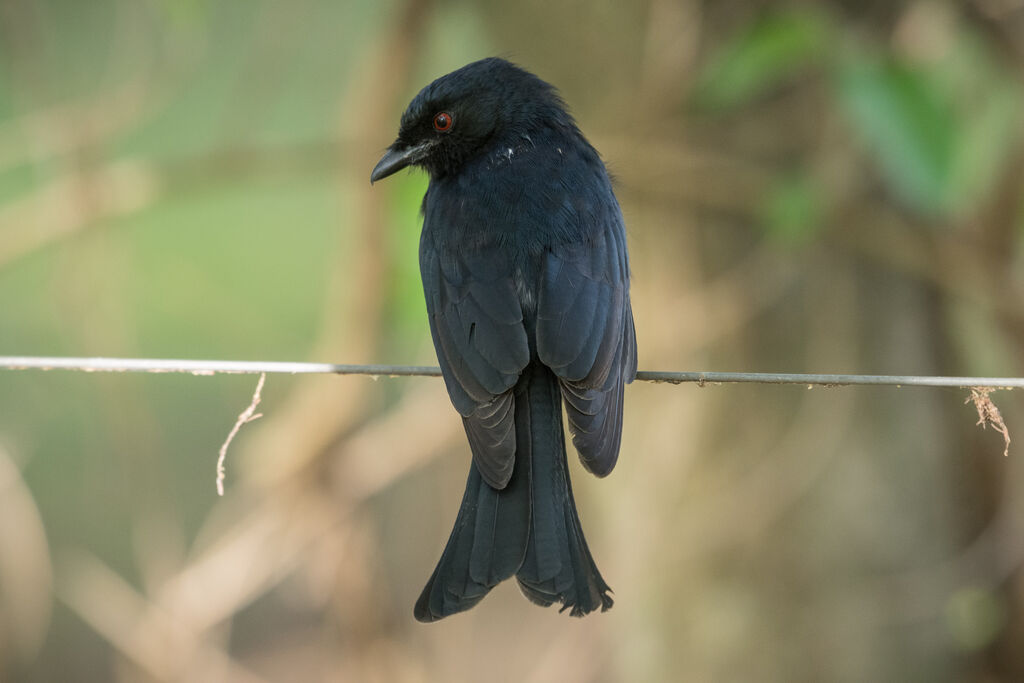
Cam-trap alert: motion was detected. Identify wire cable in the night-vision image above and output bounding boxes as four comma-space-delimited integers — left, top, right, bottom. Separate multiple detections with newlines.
1, 356, 1021, 388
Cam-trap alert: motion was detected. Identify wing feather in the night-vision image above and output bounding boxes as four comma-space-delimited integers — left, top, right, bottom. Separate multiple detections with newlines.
421, 237, 529, 489
537, 201, 636, 477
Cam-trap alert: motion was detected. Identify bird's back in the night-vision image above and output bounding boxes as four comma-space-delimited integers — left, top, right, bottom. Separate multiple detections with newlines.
421, 122, 623, 336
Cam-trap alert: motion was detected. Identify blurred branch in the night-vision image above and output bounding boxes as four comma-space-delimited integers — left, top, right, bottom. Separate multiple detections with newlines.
0, 161, 160, 268
231, 0, 436, 492
0, 1, 168, 174
50, 1, 450, 679
0, 445, 52, 662
832, 204, 1024, 325
0, 139, 352, 271
58, 377, 460, 680
58, 551, 270, 683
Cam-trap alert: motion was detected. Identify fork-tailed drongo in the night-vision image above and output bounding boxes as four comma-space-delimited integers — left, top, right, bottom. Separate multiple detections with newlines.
371, 57, 637, 622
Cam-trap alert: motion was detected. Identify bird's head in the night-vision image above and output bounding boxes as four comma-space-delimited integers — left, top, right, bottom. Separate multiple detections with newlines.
370, 58, 571, 183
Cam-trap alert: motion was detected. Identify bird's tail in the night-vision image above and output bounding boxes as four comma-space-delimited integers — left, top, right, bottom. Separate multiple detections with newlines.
414, 365, 613, 622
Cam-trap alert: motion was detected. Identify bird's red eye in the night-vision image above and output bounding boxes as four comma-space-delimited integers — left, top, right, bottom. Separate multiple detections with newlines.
433, 112, 453, 132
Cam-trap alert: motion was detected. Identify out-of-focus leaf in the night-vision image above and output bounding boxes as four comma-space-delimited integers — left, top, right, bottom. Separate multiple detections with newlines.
945, 586, 1006, 652
694, 10, 829, 110
943, 37, 1023, 212
759, 172, 823, 246
951, 86, 1020, 211
837, 59, 955, 215
384, 2, 489, 355
837, 34, 1022, 218
145, 0, 212, 28
388, 171, 430, 344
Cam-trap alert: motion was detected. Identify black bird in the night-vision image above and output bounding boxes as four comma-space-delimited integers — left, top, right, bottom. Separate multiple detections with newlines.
371, 58, 637, 621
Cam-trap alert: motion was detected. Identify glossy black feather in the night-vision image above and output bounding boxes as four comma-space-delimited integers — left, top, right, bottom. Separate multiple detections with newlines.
373, 57, 636, 620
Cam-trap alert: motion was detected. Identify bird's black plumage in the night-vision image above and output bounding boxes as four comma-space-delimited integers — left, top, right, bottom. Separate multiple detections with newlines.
371, 58, 637, 621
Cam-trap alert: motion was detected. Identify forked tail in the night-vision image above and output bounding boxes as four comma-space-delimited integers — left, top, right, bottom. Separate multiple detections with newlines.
414, 365, 612, 622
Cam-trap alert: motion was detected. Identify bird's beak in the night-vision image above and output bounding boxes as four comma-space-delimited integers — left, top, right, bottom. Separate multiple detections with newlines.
370, 140, 433, 184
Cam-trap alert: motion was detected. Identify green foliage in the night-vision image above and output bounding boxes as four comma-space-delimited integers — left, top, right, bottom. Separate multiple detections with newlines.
1, 4, 1022, 680
945, 586, 1006, 652
145, 0, 212, 28
118, 176, 339, 357
759, 172, 824, 246
698, 10, 1022, 221
383, 3, 493, 356
0, 2, 371, 628
837, 36, 1022, 217
694, 9, 829, 110
837, 58, 956, 214
387, 171, 430, 348
942, 36, 1023, 215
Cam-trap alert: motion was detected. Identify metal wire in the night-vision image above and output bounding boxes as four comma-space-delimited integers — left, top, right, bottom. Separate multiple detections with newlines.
0, 356, 1021, 388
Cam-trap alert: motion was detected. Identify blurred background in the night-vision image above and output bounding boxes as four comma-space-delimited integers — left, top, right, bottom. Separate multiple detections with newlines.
0, 0, 1022, 681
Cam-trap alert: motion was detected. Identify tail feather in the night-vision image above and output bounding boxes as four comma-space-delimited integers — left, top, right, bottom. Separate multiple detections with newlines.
469, 438, 531, 584
414, 365, 612, 622
413, 468, 489, 622
516, 367, 612, 615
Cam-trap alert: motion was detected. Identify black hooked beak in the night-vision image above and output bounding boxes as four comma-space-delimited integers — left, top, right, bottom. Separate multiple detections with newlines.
370, 140, 434, 184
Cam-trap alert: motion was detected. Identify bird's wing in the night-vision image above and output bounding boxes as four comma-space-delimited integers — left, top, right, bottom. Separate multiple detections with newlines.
536, 210, 637, 477
421, 240, 530, 489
